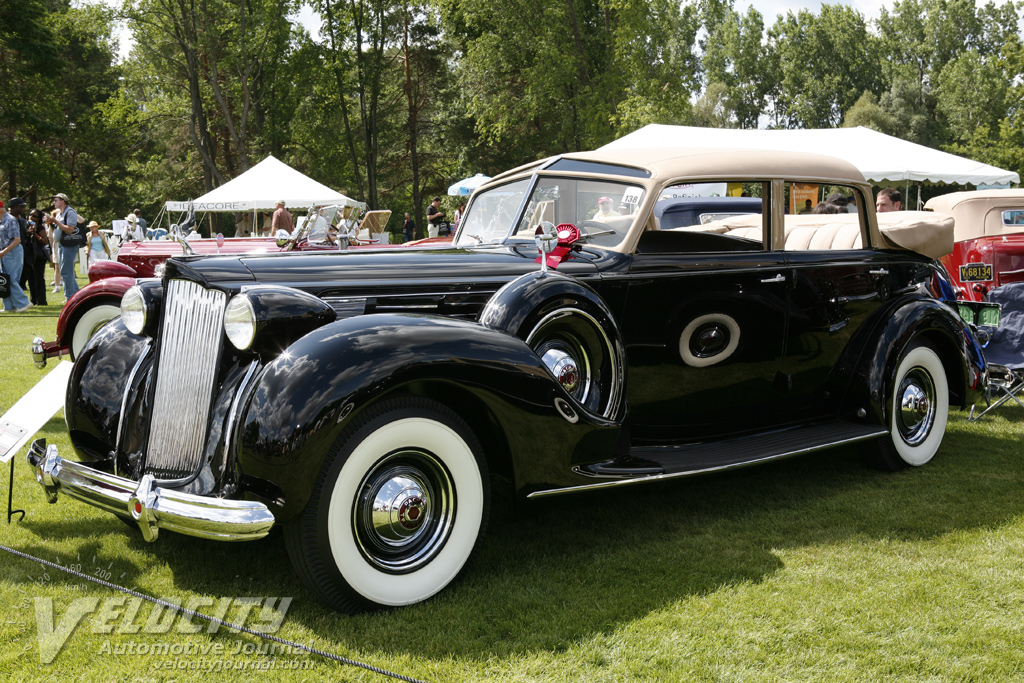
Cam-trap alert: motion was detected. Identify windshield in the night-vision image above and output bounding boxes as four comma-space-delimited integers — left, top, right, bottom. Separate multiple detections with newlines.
292, 205, 359, 246
455, 176, 646, 249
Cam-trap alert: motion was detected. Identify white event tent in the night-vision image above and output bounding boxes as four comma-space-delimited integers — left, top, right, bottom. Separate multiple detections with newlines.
165, 155, 365, 213
601, 125, 1020, 188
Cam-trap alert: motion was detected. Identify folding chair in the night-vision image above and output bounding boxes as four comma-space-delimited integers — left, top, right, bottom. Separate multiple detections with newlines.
969, 281, 1024, 420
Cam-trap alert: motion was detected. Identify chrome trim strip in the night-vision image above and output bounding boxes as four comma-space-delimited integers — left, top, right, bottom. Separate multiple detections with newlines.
114, 341, 153, 473
223, 360, 260, 462
525, 428, 888, 499
32, 443, 274, 542
600, 267, 786, 281
373, 304, 439, 310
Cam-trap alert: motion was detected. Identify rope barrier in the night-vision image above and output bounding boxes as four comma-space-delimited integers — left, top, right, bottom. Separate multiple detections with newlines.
0, 543, 428, 683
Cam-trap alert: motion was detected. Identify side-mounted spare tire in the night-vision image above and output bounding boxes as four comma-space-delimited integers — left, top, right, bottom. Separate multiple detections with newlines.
479, 271, 625, 421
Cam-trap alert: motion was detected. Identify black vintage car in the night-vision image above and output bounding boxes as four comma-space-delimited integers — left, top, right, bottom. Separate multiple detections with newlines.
29, 148, 986, 612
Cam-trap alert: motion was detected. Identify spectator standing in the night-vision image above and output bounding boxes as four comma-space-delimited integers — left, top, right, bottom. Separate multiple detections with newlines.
134, 209, 147, 234
0, 200, 32, 312
453, 202, 466, 231
85, 221, 112, 269
9, 198, 34, 298
402, 212, 416, 242
44, 192, 83, 299
49, 209, 62, 293
876, 188, 903, 212
271, 200, 294, 235
28, 209, 48, 305
426, 197, 446, 238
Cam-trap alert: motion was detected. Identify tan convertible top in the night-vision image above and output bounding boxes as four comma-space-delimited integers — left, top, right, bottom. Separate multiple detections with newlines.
493, 148, 867, 186
480, 147, 936, 254
925, 189, 1024, 241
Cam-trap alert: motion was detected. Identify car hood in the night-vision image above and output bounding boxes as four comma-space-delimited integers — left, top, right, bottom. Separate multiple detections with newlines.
162, 244, 607, 297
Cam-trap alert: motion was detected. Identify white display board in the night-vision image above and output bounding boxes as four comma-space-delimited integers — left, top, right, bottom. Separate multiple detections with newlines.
0, 361, 74, 463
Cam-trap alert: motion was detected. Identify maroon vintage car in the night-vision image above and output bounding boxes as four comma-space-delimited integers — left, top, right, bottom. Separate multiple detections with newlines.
926, 189, 1024, 303
31, 209, 408, 366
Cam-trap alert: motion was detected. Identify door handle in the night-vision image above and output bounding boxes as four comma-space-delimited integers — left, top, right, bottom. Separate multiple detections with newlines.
760, 274, 786, 283
869, 268, 889, 277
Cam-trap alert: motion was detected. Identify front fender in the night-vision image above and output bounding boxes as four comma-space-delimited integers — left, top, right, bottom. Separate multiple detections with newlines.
88, 259, 138, 282
235, 314, 623, 520
857, 297, 986, 424
55, 276, 135, 346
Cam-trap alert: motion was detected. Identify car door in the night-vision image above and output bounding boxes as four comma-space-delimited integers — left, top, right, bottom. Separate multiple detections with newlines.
620, 183, 794, 444
777, 183, 888, 421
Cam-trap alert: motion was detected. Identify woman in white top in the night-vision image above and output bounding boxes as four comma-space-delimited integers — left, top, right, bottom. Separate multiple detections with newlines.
85, 221, 112, 269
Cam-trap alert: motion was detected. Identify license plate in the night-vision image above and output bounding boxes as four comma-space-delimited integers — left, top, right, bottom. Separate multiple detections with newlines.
959, 263, 993, 282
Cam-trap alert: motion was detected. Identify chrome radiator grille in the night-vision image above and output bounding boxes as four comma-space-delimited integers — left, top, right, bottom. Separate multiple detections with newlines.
146, 280, 227, 479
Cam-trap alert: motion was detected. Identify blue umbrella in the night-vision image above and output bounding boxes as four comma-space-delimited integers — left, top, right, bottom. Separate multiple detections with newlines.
447, 173, 491, 196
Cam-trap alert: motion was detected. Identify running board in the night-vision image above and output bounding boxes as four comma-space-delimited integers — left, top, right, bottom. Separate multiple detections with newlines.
527, 421, 888, 499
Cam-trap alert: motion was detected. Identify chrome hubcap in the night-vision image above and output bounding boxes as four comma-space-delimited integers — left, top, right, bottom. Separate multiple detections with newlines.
542, 348, 580, 393
897, 368, 935, 446
691, 322, 731, 358
354, 451, 455, 573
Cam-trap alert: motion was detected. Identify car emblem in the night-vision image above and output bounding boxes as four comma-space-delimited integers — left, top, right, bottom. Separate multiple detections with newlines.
398, 496, 426, 530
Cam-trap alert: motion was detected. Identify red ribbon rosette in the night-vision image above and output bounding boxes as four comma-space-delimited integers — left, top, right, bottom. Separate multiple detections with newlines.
534, 223, 580, 269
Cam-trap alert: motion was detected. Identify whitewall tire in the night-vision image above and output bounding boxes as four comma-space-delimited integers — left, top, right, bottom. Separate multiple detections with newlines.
285, 397, 489, 612
70, 303, 122, 360
863, 343, 949, 470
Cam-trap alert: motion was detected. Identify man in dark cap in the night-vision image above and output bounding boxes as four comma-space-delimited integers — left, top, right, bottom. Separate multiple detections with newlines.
8, 198, 36, 302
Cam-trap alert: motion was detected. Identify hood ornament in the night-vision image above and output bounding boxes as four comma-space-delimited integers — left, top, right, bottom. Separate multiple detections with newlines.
171, 201, 197, 256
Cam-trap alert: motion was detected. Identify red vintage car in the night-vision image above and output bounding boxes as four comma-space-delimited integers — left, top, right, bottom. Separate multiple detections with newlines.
926, 189, 1024, 303
31, 209, 409, 366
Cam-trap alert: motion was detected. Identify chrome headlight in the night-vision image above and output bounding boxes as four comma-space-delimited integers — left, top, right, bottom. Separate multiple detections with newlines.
222, 286, 337, 356
224, 295, 257, 350
121, 285, 147, 335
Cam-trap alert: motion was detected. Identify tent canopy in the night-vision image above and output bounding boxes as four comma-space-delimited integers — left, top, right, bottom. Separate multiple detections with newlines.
601, 125, 1019, 187
448, 173, 491, 196
165, 156, 365, 212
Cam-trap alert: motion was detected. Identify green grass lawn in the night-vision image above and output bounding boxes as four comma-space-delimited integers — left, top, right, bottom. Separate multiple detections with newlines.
1, 311, 1023, 681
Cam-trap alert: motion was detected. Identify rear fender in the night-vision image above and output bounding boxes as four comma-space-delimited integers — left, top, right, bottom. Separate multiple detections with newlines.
854, 298, 986, 424
236, 313, 623, 520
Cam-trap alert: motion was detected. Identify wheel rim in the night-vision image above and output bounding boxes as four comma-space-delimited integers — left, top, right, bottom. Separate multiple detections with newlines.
526, 307, 619, 418
353, 450, 456, 573
896, 367, 936, 446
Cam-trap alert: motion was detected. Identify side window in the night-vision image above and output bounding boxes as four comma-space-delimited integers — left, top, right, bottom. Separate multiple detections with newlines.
781, 182, 866, 251
638, 181, 768, 254
1002, 210, 1024, 227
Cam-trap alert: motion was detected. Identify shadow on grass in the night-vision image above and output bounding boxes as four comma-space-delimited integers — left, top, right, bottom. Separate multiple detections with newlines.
9, 409, 1024, 662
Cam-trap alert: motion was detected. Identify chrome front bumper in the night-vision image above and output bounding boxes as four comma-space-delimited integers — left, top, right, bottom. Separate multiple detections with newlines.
27, 439, 275, 542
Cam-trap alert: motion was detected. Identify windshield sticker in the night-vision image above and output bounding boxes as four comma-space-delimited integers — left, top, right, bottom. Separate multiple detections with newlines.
621, 187, 644, 205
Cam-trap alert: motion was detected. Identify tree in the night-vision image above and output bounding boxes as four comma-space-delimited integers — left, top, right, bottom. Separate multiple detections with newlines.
699, 2, 775, 129
123, 0, 299, 193
842, 91, 897, 135
768, 6, 881, 129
